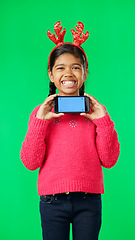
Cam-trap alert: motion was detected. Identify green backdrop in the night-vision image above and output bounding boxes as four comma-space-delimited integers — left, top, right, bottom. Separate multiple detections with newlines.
0, 0, 135, 239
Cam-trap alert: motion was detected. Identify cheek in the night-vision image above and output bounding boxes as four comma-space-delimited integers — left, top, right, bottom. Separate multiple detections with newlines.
54, 71, 62, 78
78, 72, 84, 81
51, 74, 59, 83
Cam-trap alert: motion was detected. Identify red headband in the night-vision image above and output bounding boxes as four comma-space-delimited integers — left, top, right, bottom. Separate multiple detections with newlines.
47, 21, 89, 69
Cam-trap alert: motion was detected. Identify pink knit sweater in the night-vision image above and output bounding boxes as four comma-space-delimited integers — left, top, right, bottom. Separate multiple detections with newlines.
20, 105, 120, 195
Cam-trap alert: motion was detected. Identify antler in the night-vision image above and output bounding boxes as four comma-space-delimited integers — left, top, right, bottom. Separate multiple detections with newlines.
47, 21, 66, 45
71, 22, 89, 46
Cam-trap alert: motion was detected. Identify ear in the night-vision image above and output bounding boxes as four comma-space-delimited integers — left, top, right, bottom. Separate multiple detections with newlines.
48, 69, 54, 83
83, 69, 88, 82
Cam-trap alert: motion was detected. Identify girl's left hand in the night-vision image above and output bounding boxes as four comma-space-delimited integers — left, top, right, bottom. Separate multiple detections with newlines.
80, 93, 107, 121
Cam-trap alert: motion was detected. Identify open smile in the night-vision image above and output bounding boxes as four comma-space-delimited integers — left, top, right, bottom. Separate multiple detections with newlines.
61, 80, 77, 87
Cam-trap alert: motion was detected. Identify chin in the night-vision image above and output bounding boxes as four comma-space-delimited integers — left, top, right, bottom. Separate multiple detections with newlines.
62, 90, 79, 95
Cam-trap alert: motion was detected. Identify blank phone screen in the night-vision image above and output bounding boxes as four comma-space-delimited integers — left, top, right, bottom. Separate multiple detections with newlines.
58, 97, 85, 112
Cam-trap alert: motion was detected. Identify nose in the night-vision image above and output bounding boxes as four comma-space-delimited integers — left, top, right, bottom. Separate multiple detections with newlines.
64, 74, 73, 78
63, 69, 73, 78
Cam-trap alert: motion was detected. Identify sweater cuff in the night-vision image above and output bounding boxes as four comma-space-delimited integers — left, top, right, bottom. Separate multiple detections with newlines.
93, 113, 112, 127
29, 116, 48, 136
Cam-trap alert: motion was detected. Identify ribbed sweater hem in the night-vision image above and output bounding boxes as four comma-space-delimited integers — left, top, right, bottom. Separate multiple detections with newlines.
37, 179, 104, 195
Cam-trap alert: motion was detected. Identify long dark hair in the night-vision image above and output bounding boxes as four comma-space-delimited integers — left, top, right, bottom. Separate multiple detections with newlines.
48, 44, 88, 96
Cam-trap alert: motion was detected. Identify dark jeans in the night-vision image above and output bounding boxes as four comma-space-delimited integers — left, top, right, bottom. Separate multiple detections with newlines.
39, 192, 102, 240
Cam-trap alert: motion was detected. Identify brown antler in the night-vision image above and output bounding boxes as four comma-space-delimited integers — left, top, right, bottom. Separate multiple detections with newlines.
47, 21, 66, 45
71, 22, 89, 46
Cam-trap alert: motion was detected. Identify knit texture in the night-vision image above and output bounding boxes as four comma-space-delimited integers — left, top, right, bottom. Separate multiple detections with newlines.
20, 105, 120, 195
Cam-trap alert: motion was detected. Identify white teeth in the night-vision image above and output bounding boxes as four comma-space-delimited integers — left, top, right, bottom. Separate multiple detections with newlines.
62, 81, 75, 85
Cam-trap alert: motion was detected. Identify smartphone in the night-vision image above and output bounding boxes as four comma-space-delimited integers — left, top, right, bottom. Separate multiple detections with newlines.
53, 96, 89, 113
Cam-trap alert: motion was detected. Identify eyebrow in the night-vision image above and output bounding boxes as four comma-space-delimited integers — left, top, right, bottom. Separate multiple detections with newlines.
55, 63, 82, 68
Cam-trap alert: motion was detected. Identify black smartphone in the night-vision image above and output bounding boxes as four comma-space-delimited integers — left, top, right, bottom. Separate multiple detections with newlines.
53, 96, 90, 113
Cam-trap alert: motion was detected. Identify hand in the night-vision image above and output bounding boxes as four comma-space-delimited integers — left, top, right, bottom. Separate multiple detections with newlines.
80, 93, 107, 121
36, 94, 64, 120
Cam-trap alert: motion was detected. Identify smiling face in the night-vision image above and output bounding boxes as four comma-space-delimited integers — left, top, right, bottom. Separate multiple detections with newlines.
48, 53, 88, 96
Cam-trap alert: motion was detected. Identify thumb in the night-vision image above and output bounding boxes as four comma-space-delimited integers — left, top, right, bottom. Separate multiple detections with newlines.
55, 113, 64, 118
80, 113, 88, 117
80, 113, 93, 121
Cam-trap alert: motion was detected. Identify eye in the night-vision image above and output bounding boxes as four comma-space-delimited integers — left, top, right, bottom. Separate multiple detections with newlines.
56, 67, 64, 70
73, 66, 81, 70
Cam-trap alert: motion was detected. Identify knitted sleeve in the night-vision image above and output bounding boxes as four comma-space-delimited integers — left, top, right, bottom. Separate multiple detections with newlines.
93, 113, 120, 168
20, 105, 48, 171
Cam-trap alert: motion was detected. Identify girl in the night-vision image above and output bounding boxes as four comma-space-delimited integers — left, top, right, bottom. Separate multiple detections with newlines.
20, 22, 120, 240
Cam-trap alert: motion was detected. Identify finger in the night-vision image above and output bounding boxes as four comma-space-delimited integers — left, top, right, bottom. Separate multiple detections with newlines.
53, 113, 64, 118
80, 113, 93, 121
43, 94, 58, 105
84, 93, 100, 105
80, 113, 87, 117
83, 93, 92, 105
84, 93, 94, 105
80, 113, 90, 118
84, 93, 96, 101
84, 94, 95, 109
46, 94, 58, 102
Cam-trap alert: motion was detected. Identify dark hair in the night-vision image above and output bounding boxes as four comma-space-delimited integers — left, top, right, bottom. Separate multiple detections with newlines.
48, 44, 88, 96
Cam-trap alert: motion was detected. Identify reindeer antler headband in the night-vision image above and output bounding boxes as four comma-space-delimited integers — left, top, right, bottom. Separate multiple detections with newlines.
47, 21, 89, 69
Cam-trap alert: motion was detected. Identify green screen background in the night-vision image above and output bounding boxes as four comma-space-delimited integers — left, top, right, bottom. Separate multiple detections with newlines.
0, 0, 135, 239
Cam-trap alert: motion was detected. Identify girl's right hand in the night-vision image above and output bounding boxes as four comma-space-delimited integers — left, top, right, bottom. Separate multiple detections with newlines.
36, 94, 64, 120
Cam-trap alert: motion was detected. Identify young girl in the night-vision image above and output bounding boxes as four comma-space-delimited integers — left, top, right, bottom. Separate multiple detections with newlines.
20, 22, 120, 240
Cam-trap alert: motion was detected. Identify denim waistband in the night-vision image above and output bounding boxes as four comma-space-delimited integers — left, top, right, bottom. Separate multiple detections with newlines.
40, 192, 101, 198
